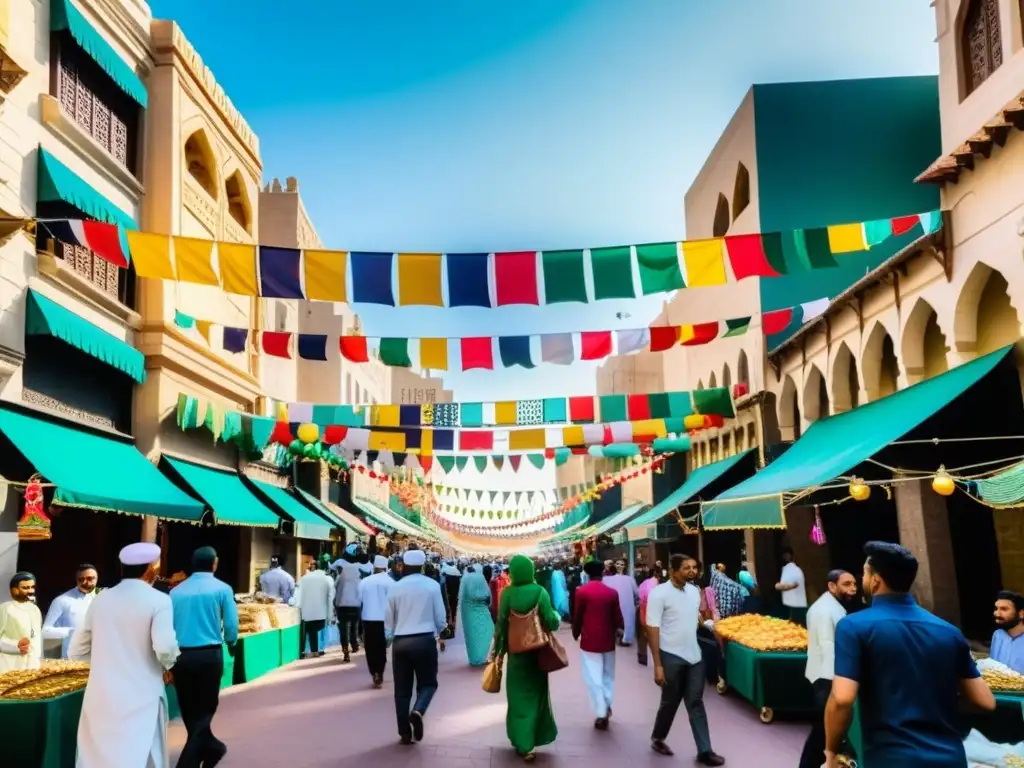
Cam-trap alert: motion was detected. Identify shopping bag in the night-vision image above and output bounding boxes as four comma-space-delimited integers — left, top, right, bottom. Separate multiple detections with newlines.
481, 657, 503, 694
537, 633, 569, 673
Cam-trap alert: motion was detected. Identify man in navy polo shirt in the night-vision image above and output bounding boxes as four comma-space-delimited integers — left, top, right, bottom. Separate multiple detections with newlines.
823, 541, 995, 768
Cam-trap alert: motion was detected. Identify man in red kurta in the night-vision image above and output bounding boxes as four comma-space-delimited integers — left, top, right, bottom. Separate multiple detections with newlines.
572, 560, 624, 730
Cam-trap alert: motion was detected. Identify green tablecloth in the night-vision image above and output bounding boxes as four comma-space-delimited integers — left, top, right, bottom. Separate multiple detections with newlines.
0, 689, 84, 768
280, 624, 301, 666
722, 642, 815, 719
234, 629, 283, 684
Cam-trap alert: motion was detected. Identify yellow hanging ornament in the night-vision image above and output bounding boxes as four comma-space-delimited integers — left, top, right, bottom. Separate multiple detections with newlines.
849, 478, 871, 502
296, 423, 319, 444
931, 467, 955, 497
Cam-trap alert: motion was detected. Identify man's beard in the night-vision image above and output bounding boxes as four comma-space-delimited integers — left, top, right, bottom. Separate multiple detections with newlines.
998, 617, 1021, 631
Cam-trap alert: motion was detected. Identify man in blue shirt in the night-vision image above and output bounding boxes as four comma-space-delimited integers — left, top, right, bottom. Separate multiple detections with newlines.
990, 590, 1024, 674
170, 546, 239, 768
824, 541, 995, 768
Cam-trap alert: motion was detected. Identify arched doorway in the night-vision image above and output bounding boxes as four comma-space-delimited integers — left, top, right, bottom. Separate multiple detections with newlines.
902, 298, 949, 384
802, 365, 829, 423
779, 375, 801, 441
737, 349, 750, 388
862, 323, 901, 400
831, 342, 860, 413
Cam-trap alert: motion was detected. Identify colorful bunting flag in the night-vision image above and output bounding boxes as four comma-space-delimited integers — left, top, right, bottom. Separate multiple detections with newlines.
340, 336, 370, 363
590, 246, 635, 300
542, 250, 587, 304
494, 252, 538, 306
498, 336, 534, 369
446, 253, 490, 307
580, 331, 612, 360
461, 338, 494, 370
636, 242, 684, 295
379, 338, 411, 367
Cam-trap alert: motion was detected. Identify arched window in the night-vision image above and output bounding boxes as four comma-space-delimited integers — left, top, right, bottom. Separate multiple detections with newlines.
961, 0, 1003, 96
732, 163, 750, 220
225, 170, 251, 233
713, 194, 730, 237
184, 129, 217, 199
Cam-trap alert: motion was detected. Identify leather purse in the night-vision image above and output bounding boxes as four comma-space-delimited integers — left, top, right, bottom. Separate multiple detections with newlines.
508, 605, 548, 654
537, 633, 569, 673
481, 657, 503, 694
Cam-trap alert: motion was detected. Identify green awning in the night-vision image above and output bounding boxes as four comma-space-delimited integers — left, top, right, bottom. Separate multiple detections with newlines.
589, 502, 647, 537
704, 346, 1014, 527
295, 487, 360, 537
250, 481, 333, 541
353, 498, 431, 539
702, 494, 786, 531
163, 457, 280, 528
50, 0, 148, 107
0, 406, 204, 521
630, 449, 756, 533
26, 290, 145, 383
37, 149, 137, 229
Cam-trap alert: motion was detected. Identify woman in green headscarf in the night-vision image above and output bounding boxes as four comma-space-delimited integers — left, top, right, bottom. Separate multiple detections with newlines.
493, 555, 562, 762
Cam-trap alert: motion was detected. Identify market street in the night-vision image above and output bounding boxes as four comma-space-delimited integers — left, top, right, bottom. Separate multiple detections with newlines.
168, 628, 805, 767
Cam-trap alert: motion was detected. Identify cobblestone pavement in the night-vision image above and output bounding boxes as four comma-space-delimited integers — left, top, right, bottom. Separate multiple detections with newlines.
169, 627, 806, 767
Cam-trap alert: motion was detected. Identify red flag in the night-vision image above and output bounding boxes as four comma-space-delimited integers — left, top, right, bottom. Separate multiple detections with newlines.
419, 455, 433, 473
81, 221, 129, 268
649, 326, 679, 352
568, 396, 595, 423
269, 421, 294, 446
260, 331, 292, 358
459, 430, 494, 451
340, 336, 369, 363
509, 455, 522, 472
627, 394, 651, 420
724, 234, 780, 279
494, 252, 539, 306
580, 331, 612, 360
762, 308, 794, 336
680, 322, 720, 347
890, 215, 919, 236
460, 337, 494, 370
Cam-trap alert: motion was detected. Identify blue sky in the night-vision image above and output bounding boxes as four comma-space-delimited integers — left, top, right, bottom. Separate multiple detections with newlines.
152, 0, 938, 402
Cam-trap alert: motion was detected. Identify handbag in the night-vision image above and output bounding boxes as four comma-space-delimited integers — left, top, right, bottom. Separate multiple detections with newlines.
481, 657, 503, 694
537, 632, 569, 673
508, 605, 548, 654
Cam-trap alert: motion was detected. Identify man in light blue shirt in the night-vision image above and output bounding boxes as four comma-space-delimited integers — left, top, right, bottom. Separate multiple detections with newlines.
991, 590, 1024, 675
259, 555, 295, 603
170, 546, 238, 768
42, 563, 98, 658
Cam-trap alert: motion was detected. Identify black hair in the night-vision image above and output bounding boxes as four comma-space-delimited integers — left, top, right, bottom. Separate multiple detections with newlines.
122, 564, 150, 579
10, 572, 34, 590
270, 555, 282, 567
406, 565, 423, 575
76, 563, 97, 575
997, 590, 1024, 613
583, 560, 605, 579
192, 546, 217, 573
826, 569, 849, 585
669, 553, 695, 572
863, 541, 918, 593
781, 546, 794, 559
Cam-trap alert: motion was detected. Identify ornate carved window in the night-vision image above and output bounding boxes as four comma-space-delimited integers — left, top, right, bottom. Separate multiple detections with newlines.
184, 130, 218, 199
712, 193, 730, 237
732, 163, 750, 220
225, 171, 251, 232
961, 0, 1003, 96
51, 34, 138, 172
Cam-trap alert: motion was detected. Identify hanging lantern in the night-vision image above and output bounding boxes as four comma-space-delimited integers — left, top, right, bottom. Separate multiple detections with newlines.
18, 477, 51, 541
931, 467, 955, 497
296, 423, 320, 445
809, 507, 826, 546
848, 478, 871, 502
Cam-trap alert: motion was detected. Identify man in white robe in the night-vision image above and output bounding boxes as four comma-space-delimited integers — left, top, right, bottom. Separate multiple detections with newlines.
603, 561, 639, 646
0, 571, 43, 672
70, 542, 180, 768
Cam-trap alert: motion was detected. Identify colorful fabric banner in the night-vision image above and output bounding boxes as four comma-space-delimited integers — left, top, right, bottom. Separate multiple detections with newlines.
495, 252, 538, 306
446, 253, 490, 307
175, 237, 218, 286
461, 337, 494, 370
542, 250, 587, 304
398, 253, 444, 306
379, 338, 411, 367
259, 246, 303, 299
340, 335, 369, 363
590, 246, 635, 300
419, 338, 449, 370
580, 331, 612, 360
304, 249, 347, 302
350, 252, 395, 306
636, 242, 684, 295
498, 336, 534, 369
681, 239, 727, 287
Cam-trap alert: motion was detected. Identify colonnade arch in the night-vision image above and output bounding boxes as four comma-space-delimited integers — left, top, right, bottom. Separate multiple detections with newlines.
862, 322, 901, 401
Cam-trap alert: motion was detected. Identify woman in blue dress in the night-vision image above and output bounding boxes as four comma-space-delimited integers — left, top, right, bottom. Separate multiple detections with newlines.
550, 562, 570, 620
459, 565, 495, 666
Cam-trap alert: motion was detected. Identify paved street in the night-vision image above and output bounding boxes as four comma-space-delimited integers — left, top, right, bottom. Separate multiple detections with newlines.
169, 627, 805, 767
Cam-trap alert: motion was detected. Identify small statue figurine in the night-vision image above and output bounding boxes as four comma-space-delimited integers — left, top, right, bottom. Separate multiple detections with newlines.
17, 477, 51, 541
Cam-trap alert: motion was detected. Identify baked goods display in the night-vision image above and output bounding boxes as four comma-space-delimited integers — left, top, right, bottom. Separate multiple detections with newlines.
237, 604, 274, 635
978, 658, 1024, 692
0, 660, 90, 700
714, 614, 809, 652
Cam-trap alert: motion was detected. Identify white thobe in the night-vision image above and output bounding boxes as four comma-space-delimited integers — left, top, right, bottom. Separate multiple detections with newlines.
580, 651, 616, 718
70, 579, 180, 768
297, 571, 336, 623
0, 599, 43, 672
43, 588, 96, 658
603, 574, 638, 644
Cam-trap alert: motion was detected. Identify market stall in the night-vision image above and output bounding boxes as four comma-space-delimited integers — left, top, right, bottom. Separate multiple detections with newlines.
234, 600, 298, 683
713, 615, 815, 723
0, 661, 90, 768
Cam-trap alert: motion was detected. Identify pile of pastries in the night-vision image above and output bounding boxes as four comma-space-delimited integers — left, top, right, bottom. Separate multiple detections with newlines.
0, 660, 90, 700
978, 659, 1024, 692
714, 614, 809, 651
237, 603, 282, 634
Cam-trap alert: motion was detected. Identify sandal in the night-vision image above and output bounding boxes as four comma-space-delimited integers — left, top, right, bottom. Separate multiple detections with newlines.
651, 740, 674, 756
522, 752, 536, 763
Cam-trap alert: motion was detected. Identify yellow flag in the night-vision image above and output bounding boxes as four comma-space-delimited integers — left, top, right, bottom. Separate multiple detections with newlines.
419, 338, 449, 370
509, 428, 546, 451
371, 405, 400, 427
195, 320, 213, 345
304, 249, 347, 301
420, 429, 434, 456
681, 239, 727, 287
218, 242, 258, 295
369, 430, 406, 452
827, 223, 867, 254
397, 253, 444, 306
174, 237, 219, 285
494, 401, 517, 425
125, 232, 175, 279
562, 426, 585, 446
631, 419, 667, 439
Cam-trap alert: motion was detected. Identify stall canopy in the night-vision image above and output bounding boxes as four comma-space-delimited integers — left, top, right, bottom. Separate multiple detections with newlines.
26, 290, 146, 383
584, 502, 648, 538
353, 497, 431, 539
702, 345, 1013, 530
249, 480, 333, 541
325, 500, 374, 536
295, 487, 364, 538
628, 449, 755, 540
162, 456, 279, 528
0, 406, 204, 521
37, 148, 136, 229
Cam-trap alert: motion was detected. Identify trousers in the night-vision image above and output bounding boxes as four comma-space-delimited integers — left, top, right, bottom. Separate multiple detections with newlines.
392, 633, 438, 739
337, 606, 360, 652
302, 619, 325, 655
363, 620, 387, 676
636, 606, 648, 664
800, 679, 835, 768
580, 650, 616, 718
651, 651, 712, 755
173, 646, 226, 768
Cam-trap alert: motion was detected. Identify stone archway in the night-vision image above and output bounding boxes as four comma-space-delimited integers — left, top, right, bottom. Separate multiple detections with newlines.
802, 365, 829, 423
779, 375, 801, 441
184, 128, 218, 199
862, 322, 901, 401
954, 262, 1021, 357
831, 341, 861, 413
902, 297, 950, 384
737, 349, 749, 387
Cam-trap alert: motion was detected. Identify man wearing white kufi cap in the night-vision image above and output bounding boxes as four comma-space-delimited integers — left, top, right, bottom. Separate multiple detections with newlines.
70, 542, 180, 768
385, 548, 447, 744
359, 554, 394, 687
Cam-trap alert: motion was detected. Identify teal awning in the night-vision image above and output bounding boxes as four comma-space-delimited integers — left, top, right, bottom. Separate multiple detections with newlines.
251, 480, 333, 541
353, 498, 431, 539
37, 149, 137, 229
589, 502, 647, 537
163, 457, 280, 528
702, 494, 786, 531
26, 290, 145, 383
50, 0, 148, 107
704, 346, 1013, 527
295, 487, 361, 537
631, 449, 755, 531
0, 407, 204, 521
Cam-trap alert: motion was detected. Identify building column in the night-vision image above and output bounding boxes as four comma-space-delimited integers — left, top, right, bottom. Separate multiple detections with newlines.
894, 478, 959, 625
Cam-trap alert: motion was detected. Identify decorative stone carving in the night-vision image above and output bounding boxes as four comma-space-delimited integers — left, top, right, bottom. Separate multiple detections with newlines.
182, 179, 217, 234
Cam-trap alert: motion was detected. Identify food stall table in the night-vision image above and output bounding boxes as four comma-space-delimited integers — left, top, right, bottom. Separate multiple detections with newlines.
0, 689, 84, 768
718, 641, 815, 723
280, 623, 301, 665
234, 629, 283, 684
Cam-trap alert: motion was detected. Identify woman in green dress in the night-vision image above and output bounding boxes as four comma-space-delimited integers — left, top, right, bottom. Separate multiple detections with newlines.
493, 555, 562, 762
